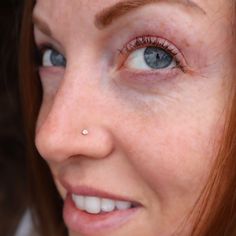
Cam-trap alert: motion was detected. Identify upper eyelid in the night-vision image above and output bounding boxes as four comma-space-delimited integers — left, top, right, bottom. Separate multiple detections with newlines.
34, 26, 66, 56
121, 36, 181, 56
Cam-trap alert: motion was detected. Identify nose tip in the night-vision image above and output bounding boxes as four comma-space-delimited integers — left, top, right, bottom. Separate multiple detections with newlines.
35, 124, 115, 163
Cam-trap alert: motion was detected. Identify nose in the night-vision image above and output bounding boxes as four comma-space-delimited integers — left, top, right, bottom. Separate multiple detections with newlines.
35, 72, 115, 163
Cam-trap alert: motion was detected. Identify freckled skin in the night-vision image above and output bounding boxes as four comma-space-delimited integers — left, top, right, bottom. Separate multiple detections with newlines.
34, 0, 233, 235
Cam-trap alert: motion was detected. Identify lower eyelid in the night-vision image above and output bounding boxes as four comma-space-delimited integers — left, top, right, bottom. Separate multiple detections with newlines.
122, 66, 180, 74
39, 66, 65, 78
117, 67, 181, 82
113, 68, 181, 94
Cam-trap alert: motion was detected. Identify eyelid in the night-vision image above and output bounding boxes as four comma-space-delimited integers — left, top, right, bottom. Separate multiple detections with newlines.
117, 35, 188, 72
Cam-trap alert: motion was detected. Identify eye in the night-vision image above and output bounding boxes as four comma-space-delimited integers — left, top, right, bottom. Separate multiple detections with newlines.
41, 48, 66, 67
127, 46, 176, 70
120, 36, 185, 72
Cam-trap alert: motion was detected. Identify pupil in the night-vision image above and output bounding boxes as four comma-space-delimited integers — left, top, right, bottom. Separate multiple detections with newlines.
144, 47, 173, 69
50, 50, 66, 67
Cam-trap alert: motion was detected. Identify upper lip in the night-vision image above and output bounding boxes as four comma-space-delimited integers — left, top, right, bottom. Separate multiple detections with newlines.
60, 178, 142, 206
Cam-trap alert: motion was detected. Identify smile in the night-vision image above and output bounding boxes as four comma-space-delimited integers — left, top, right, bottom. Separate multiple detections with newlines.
61, 182, 142, 235
72, 194, 134, 214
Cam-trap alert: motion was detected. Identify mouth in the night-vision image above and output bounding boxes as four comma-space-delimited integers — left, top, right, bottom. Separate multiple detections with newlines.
72, 193, 137, 214
62, 183, 142, 235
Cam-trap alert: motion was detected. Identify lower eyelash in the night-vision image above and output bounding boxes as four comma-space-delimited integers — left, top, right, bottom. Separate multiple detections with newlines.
119, 35, 185, 71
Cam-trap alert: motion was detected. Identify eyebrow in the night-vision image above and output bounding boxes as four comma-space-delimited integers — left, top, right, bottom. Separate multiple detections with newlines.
33, 0, 205, 36
33, 14, 52, 37
95, 0, 206, 29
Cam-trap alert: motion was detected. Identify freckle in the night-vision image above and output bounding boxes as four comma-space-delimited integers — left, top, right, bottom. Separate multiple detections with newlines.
183, 39, 190, 47
198, 40, 204, 45
159, 22, 165, 31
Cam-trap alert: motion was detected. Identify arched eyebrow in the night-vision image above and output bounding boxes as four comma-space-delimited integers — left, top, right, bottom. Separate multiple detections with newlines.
33, 14, 52, 37
95, 0, 206, 29
32, 0, 206, 37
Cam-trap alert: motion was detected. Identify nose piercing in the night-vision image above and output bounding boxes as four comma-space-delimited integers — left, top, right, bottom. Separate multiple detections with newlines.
81, 129, 89, 136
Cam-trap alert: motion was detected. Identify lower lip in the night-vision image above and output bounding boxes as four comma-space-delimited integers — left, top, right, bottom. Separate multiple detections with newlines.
63, 194, 140, 235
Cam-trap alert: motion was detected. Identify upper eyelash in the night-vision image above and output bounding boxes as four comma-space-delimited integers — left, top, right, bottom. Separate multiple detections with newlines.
119, 35, 185, 71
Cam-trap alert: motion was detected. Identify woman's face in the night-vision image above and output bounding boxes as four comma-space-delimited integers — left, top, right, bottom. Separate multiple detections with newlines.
33, 0, 233, 235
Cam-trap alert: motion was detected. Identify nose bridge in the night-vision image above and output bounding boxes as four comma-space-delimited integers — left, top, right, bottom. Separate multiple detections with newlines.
44, 66, 103, 131
35, 66, 115, 162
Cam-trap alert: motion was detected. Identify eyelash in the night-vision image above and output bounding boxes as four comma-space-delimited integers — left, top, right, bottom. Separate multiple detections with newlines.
118, 35, 186, 71
35, 35, 186, 72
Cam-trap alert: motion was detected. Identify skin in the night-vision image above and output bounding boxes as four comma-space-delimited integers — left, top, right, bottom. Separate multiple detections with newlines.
33, 0, 234, 235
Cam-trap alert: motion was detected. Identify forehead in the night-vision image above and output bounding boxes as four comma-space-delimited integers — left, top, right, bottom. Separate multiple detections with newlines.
33, 0, 228, 18
33, 0, 122, 35
34, 0, 118, 17
33, 0, 231, 41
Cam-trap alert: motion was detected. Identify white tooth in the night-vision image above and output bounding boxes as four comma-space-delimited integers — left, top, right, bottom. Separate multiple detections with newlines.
84, 196, 101, 214
72, 194, 85, 210
101, 198, 115, 212
115, 200, 132, 210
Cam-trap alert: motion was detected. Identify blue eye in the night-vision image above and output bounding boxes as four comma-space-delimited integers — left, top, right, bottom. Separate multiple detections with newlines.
125, 46, 176, 71
144, 47, 173, 69
121, 36, 184, 72
125, 46, 177, 70
42, 48, 66, 67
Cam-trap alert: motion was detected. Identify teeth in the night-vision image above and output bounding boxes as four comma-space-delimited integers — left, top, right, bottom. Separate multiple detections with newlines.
72, 194, 133, 214
72, 194, 85, 210
101, 198, 115, 212
115, 200, 132, 210
84, 196, 101, 214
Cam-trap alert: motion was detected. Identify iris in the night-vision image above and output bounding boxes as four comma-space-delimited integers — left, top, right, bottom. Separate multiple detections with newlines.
144, 47, 173, 69
50, 50, 66, 67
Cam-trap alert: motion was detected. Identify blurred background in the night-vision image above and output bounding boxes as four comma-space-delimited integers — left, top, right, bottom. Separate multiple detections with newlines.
0, 0, 28, 235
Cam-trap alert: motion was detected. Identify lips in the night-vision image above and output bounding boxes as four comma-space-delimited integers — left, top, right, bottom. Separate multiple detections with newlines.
61, 180, 142, 235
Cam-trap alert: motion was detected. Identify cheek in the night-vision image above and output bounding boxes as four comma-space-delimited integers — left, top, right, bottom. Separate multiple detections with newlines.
123, 113, 224, 203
